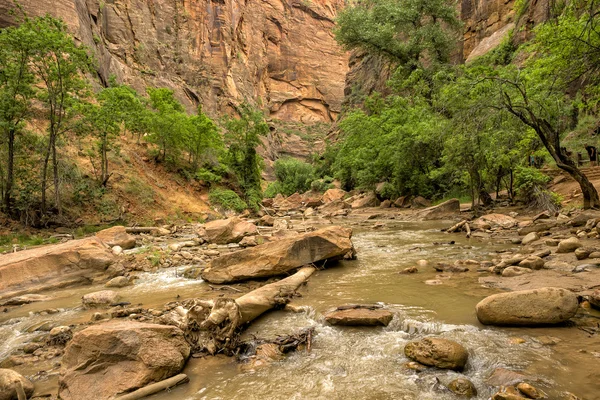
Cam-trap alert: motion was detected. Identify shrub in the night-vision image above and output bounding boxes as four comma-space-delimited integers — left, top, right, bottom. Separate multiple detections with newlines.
209, 188, 247, 212
514, 167, 551, 203
196, 168, 222, 185
268, 157, 316, 197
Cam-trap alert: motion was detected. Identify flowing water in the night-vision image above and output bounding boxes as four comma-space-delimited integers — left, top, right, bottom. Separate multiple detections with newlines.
1, 220, 599, 399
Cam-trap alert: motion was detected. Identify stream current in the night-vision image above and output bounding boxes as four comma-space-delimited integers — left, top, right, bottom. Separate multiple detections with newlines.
1, 221, 599, 399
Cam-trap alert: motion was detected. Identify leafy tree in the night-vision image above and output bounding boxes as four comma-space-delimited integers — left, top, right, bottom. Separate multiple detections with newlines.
146, 88, 187, 164
224, 103, 268, 209
27, 15, 93, 214
0, 8, 36, 214
186, 106, 222, 170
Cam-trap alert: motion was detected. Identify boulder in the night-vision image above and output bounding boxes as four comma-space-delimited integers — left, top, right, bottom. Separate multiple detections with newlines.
590, 289, 600, 309
475, 287, 579, 326
516, 382, 547, 399
95, 226, 136, 249
351, 193, 380, 209
447, 378, 477, 398
492, 387, 528, 400
502, 266, 533, 277
202, 217, 257, 244
260, 215, 275, 227
556, 237, 583, 253
411, 196, 432, 208
82, 290, 121, 308
417, 199, 460, 220
518, 256, 544, 270
202, 226, 354, 284
324, 307, 393, 326
321, 188, 346, 204
105, 276, 131, 288
319, 199, 351, 214
59, 321, 190, 400
0, 237, 114, 300
0, 368, 34, 400
476, 214, 519, 229
521, 232, 539, 246
404, 337, 468, 371
569, 211, 600, 227
380, 200, 392, 208
575, 247, 595, 260
517, 222, 557, 236
394, 196, 411, 208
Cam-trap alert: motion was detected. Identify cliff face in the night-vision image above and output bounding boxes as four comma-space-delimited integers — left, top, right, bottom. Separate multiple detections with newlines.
0, 0, 348, 124
344, 0, 553, 101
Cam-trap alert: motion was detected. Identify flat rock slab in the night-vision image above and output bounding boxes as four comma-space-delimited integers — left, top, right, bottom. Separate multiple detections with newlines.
95, 226, 136, 249
417, 199, 460, 220
0, 237, 114, 300
201, 226, 354, 284
324, 307, 393, 326
476, 287, 579, 326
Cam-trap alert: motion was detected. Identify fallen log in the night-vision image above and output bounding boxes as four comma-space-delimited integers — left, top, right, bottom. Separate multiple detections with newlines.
116, 374, 189, 400
125, 227, 158, 234
465, 223, 471, 239
446, 220, 467, 233
183, 266, 316, 354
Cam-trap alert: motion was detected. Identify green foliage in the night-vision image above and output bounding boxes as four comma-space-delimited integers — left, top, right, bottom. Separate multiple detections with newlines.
264, 157, 316, 197
196, 168, 222, 184
208, 188, 248, 212
223, 103, 268, 209
124, 177, 155, 206
514, 167, 551, 202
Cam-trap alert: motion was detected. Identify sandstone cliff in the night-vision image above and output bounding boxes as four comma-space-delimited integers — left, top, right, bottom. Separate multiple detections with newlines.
0, 0, 348, 124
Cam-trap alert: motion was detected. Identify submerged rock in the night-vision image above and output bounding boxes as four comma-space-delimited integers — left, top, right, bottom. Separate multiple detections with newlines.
447, 377, 477, 398
201, 226, 354, 284
59, 321, 190, 400
486, 368, 528, 386
404, 337, 468, 371
105, 276, 131, 288
516, 382, 547, 399
0, 368, 34, 400
475, 287, 579, 326
0, 294, 52, 306
324, 306, 393, 326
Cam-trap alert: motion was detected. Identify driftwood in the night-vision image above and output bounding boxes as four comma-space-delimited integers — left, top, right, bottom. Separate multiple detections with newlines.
465, 223, 471, 238
125, 227, 158, 234
446, 220, 467, 233
182, 266, 316, 355
116, 374, 189, 400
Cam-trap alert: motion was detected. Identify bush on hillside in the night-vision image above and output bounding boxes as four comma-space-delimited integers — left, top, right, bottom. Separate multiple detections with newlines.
264, 158, 316, 198
209, 188, 247, 212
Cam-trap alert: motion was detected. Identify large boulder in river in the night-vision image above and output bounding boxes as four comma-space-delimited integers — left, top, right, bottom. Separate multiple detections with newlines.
200, 217, 257, 244
476, 287, 579, 326
417, 199, 461, 220
82, 290, 121, 308
0, 368, 34, 400
202, 226, 354, 283
324, 306, 393, 326
0, 237, 114, 301
95, 226, 136, 249
404, 337, 468, 371
59, 321, 190, 400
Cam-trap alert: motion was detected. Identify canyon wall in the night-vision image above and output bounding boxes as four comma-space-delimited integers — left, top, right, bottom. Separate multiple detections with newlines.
0, 0, 348, 124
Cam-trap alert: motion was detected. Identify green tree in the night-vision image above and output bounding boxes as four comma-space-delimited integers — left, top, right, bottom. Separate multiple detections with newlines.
186, 106, 222, 170
146, 88, 187, 164
0, 8, 36, 214
265, 157, 316, 197
224, 103, 268, 209
28, 15, 93, 214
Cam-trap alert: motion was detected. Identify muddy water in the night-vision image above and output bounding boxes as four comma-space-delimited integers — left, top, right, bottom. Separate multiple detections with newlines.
1, 221, 599, 399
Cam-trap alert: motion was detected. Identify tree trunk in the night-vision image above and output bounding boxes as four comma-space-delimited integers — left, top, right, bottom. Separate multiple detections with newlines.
52, 135, 60, 213
4, 127, 15, 214
40, 134, 53, 215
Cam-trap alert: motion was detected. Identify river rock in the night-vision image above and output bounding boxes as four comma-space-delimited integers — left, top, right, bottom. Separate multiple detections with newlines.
518, 256, 544, 270
411, 196, 432, 208
324, 307, 393, 326
502, 266, 533, 277
0, 294, 52, 306
516, 382, 547, 399
556, 237, 582, 253
521, 232, 539, 246
574, 247, 596, 260
95, 226, 136, 249
105, 276, 131, 288
0, 237, 114, 300
476, 213, 519, 229
59, 320, 190, 400
517, 222, 557, 236
417, 199, 460, 220
351, 193, 380, 209
202, 226, 354, 283
492, 386, 528, 400
447, 378, 477, 398
319, 199, 351, 214
475, 287, 579, 326
82, 290, 121, 308
590, 289, 600, 309
0, 368, 34, 400
260, 215, 275, 227
404, 337, 468, 371
322, 188, 346, 204
200, 217, 257, 244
